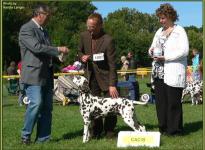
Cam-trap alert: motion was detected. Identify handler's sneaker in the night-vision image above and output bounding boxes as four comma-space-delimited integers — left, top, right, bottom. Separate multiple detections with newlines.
21, 138, 31, 145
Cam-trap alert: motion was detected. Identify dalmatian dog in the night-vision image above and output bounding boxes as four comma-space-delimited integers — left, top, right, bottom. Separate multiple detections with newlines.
71, 75, 147, 143
181, 80, 203, 105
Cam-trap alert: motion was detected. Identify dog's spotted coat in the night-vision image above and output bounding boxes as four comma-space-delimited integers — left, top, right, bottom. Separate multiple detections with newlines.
181, 80, 203, 105
72, 75, 146, 143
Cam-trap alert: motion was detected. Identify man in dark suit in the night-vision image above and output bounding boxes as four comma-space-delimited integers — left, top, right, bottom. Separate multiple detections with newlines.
78, 13, 119, 138
18, 4, 69, 144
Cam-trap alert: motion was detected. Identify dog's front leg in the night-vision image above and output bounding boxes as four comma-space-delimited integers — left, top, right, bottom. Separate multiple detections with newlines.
83, 118, 91, 143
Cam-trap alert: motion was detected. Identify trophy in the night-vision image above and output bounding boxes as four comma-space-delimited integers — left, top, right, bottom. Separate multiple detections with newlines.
153, 47, 162, 57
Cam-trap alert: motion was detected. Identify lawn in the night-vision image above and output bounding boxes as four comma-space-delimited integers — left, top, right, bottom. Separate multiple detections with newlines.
2, 76, 203, 150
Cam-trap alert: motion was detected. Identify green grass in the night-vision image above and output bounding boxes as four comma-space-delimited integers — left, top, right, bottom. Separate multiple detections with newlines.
2, 77, 203, 150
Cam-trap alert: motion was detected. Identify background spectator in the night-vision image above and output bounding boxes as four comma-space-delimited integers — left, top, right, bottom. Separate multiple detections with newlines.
6, 61, 19, 95
191, 48, 201, 80
120, 55, 129, 80
126, 51, 140, 100
7, 61, 18, 76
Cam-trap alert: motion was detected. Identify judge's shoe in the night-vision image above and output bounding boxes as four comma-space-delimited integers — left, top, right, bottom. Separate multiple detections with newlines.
21, 138, 31, 145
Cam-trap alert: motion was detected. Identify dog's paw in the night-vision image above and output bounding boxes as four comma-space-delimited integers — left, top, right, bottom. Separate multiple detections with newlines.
83, 139, 89, 143
139, 125, 146, 132
83, 136, 90, 143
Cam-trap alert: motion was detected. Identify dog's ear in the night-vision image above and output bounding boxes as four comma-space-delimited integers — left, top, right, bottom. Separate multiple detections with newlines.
80, 80, 90, 92
81, 85, 90, 93
75, 75, 81, 80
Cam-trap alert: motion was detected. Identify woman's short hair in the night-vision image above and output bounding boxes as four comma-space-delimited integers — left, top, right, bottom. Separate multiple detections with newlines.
156, 3, 178, 22
88, 13, 103, 25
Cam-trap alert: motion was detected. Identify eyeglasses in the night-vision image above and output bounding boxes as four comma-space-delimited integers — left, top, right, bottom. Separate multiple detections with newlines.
87, 25, 97, 30
38, 11, 50, 16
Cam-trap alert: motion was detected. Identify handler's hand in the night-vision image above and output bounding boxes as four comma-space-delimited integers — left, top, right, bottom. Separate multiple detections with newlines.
153, 56, 165, 62
81, 55, 91, 63
148, 47, 154, 56
58, 46, 69, 54
109, 86, 119, 99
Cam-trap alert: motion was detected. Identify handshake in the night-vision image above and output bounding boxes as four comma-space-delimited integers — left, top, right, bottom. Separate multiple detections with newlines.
58, 46, 69, 62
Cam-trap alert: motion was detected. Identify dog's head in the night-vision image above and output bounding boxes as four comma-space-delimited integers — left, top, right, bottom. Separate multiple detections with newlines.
73, 75, 90, 93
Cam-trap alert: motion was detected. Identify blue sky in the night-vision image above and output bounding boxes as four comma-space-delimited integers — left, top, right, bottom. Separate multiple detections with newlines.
92, 1, 202, 28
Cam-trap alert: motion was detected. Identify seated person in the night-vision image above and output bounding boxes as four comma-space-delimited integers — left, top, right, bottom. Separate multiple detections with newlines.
7, 61, 19, 95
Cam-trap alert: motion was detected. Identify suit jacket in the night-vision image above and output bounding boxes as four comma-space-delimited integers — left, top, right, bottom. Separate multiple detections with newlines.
19, 20, 59, 86
78, 30, 117, 91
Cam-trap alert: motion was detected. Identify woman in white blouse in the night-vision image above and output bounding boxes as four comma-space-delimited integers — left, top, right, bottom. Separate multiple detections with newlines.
148, 3, 189, 136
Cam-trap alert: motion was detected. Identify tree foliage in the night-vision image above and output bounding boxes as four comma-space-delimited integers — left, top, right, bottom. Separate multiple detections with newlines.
104, 8, 161, 67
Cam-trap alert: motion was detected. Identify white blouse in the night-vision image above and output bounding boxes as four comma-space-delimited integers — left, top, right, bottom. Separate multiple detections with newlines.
149, 25, 189, 88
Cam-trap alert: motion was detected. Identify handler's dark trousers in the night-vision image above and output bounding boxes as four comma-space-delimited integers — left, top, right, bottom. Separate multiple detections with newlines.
89, 74, 117, 137
154, 79, 183, 135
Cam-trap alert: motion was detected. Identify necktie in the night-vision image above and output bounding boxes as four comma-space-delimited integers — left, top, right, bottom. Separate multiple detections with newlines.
39, 27, 50, 45
39, 26, 43, 31
39, 27, 46, 37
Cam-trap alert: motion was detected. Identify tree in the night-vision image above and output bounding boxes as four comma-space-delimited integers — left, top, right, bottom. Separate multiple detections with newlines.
104, 8, 160, 68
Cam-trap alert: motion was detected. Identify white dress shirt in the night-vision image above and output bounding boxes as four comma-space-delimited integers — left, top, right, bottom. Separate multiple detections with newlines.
32, 18, 43, 30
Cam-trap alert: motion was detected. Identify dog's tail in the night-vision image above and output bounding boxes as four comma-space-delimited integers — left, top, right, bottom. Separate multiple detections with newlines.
132, 100, 148, 105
